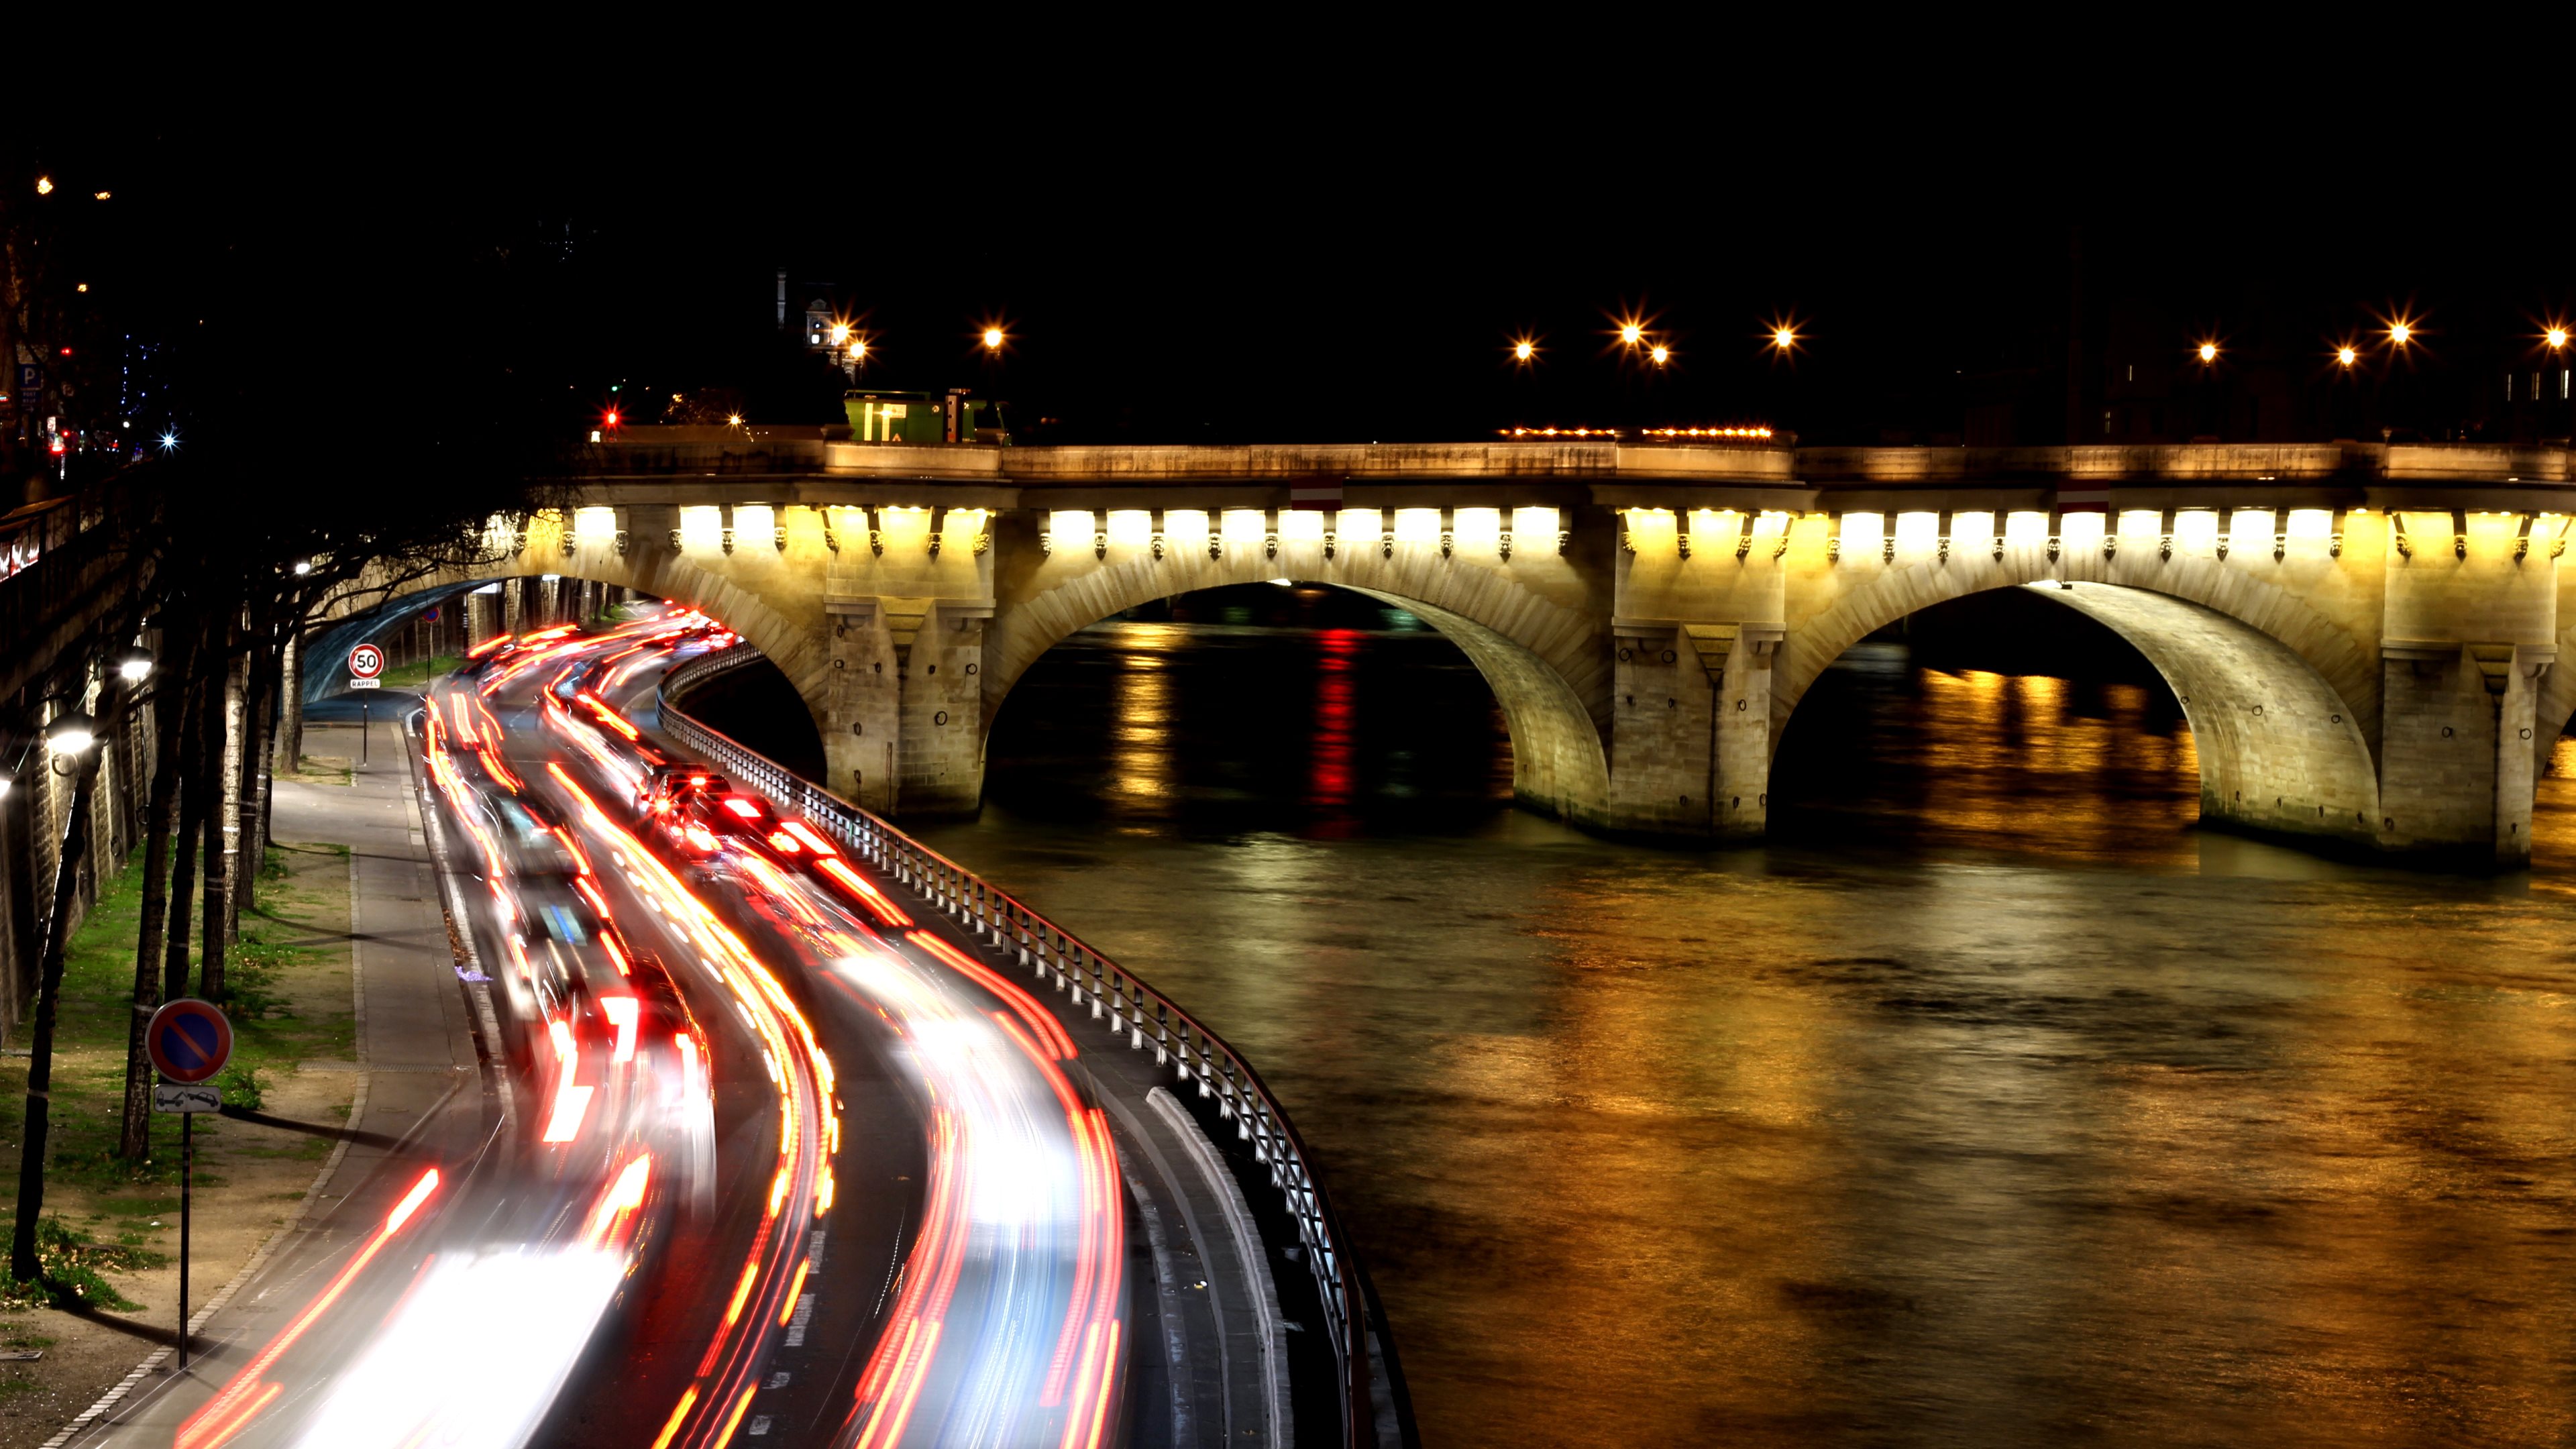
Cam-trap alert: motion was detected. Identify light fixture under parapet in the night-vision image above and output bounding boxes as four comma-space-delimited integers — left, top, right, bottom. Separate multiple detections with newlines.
1044, 509, 1094, 559
733, 504, 778, 553
1218, 508, 1267, 559
2059, 510, 2107, 559
1508, 505, 1561, 557
1453, 507, 1502, 559
573, 506, 618, 553
1892, 511, 1939, 561
1161, 508, 1210, 561
1832, 511, 1882, 564
1619, 507, 1676, 555
678, 506, 724, 551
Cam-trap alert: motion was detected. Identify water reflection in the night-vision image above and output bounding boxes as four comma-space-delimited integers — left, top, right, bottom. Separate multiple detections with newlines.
922, 615, 2576, 1448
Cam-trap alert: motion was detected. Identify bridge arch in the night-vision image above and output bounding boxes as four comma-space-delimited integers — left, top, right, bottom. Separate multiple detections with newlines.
987, 542, 1613, 824
1775, 569, 2385, 849
329, 519, 826, 711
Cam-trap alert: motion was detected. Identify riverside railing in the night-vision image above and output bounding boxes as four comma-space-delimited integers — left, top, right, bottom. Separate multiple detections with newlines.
660, 645, 1392, 1448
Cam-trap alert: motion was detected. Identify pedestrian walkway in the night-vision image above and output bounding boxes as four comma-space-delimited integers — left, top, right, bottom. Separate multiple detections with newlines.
50, 715, 489, 1448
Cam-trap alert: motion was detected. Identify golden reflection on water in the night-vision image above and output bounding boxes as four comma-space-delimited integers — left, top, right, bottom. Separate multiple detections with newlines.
1106, 625, 1175, 805
928, 632, 2576, 1448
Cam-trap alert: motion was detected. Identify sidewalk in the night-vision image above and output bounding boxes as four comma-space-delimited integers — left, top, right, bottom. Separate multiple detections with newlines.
44, 716, 489, 1447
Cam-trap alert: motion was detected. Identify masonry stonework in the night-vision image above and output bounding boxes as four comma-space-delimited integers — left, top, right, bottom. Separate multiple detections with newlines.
343, 439, 2576, 868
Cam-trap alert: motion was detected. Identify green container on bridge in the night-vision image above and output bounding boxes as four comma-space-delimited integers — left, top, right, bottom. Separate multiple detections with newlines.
845, 389, 1011, 445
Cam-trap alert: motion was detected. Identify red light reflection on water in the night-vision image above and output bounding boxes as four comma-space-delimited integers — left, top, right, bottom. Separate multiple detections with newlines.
1308, 629, 1358, 835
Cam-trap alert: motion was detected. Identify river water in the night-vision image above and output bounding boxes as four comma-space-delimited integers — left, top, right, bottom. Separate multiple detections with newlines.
912, 586, 2576, 1448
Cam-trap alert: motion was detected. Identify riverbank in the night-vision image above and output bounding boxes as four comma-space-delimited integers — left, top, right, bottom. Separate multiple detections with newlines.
0, 844, 357, 1448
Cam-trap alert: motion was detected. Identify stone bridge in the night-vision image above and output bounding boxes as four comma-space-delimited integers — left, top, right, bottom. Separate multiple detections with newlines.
400, 435, 2576, 867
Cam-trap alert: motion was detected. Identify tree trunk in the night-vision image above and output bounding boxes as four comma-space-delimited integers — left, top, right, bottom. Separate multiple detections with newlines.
162, 678, 209, 1005
11, 739, 107, 1283
272, 630, 303, 782
119, 660, 191, 1160
229, 649, 277, 925
200, 653, 245, 1001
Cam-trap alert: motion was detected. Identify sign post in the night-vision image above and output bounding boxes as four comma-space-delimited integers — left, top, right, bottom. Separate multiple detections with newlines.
348, 644, 384, 763
147, 1000, 233, 1371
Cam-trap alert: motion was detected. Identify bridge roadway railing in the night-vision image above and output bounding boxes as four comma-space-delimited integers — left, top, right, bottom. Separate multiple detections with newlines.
659, 645, 1397, 1448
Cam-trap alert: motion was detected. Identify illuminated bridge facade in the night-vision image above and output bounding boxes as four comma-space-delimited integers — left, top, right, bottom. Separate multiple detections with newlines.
415, 435, 2576, 867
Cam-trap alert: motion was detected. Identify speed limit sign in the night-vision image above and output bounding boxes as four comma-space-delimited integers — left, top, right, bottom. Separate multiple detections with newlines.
348, 643, 384, 688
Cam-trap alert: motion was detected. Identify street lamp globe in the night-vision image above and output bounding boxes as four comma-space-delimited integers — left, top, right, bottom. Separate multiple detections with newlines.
2338, 346, 2358, 367
2549, 328, 2569, 351
1619, 323, 1644, 347
115, 649, 152, 683
44, 712, 96, 759
2198, 342, 2219, 363
981, 327, 1006, 352
1649, 345, 1670, 366
2389, 321, 2412, 346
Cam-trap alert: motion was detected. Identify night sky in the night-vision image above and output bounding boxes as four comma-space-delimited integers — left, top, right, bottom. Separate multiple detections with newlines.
23, 86, 2574, 451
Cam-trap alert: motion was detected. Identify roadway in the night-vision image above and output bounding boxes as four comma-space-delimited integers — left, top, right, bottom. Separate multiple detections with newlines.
56, 604, 1303, 1449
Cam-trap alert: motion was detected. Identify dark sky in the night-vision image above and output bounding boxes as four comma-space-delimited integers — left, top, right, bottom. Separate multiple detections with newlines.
25, 72, 2576, 449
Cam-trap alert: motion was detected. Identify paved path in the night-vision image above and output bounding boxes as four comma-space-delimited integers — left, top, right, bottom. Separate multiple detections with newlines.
54, 715, 490, 1447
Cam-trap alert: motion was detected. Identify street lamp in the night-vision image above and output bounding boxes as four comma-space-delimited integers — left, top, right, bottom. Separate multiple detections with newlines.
981, 327, 1006, 352
2548, 327, 2569, 351
1618, 323, 1644, 347
1511, 339, 1537, 363
2337, 345, 2358, 368
2198, 341, 2219, 364
2388, 320, 2413, 347
1649, 345, 1670, 367
44, 712, 96, 764
1772, 325, 1797, 352
115, 648, 152, 684
849, 339, 867, 363
828, 323, 851, 347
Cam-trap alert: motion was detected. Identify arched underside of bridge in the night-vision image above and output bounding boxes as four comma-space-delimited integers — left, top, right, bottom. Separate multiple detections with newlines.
1776, 579, 2385, 849
335, 551, 827, 708
988, 563, 1615, 826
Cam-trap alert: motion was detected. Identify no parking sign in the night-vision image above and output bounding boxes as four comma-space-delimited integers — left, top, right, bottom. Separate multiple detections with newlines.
147, 998, 233, 1085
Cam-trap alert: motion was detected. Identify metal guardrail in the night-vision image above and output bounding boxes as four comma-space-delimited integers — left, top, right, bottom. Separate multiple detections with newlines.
660, 645, 1390, 1448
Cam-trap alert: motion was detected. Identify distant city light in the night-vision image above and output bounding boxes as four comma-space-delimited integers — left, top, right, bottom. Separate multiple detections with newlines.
828, 323, 850, 345
727, 413, 743, 426
75, 283, 87, 293
1619, 323, 1644, 347
1511, 339, 1536, 362
604, 410, 619, 427
157, 431, 178, 452
2389, 321, 2413, 346
2198, 342, 2219, 363
293, 560, 312, 575
33, 177, 50, 195
2337, 346, 2357, 367
1772, 326, 1797, 350
2549, 327, 2569, 350
1649, 345, 1670, 366
981, 327, 1006, 351
93, 191, 109, 201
